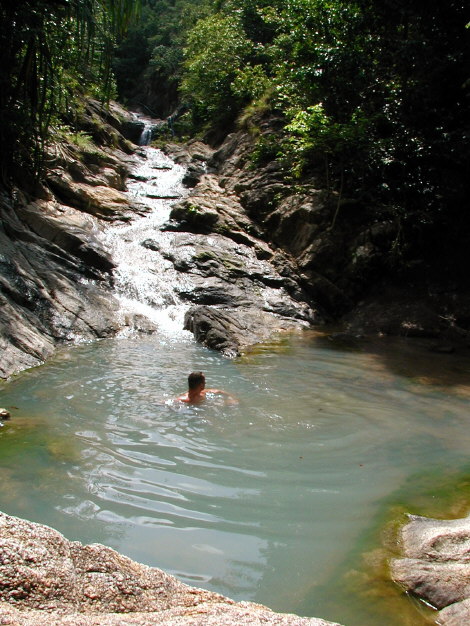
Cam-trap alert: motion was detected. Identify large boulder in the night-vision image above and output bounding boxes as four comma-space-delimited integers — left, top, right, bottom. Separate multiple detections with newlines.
184, 306, 308, 357
0, 512, 341, 626
0, 187, 121, 379
390, 514, 470, 624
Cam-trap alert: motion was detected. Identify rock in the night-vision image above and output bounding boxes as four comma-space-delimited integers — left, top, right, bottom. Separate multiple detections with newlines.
429, 344, 456, 354
327, 332, 363, 349
14, 200, 115, 276
121, 119, 145, 144
156, 229, 319, 327
439, 598, 470, 625
0, 190, 122, 379
0, 511, 341, 626
199, 122, 470, 345
390, 514, 470, 624
164, 141, 214, 167
184, 306, 309, 357
68, 99, 135, 154
46, 172, 131, 220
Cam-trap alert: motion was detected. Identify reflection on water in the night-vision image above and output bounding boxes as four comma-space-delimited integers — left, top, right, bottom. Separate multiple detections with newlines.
0, 331, 469, 625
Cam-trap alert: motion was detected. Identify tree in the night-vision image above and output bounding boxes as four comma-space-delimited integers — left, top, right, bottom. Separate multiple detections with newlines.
0, 0, 140, 183
180, 13, 253, 124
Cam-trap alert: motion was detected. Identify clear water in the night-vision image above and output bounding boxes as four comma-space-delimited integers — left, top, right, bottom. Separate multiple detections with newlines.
1, 331, 469, 625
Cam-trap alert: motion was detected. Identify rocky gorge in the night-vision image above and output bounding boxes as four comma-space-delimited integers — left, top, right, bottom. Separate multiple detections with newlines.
0, 103, 322, 380
2, 101, 469, 381
1, 101, 470, 625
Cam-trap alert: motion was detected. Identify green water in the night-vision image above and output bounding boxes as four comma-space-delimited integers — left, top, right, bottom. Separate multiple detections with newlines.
1, 330, 469, 625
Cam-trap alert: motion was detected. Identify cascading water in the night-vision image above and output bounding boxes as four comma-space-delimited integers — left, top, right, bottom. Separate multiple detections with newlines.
103, 145, 192, 336
138, 124, 153, 146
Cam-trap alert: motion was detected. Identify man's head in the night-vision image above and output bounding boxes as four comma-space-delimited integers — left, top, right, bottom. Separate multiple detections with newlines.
188, 371, 205, 390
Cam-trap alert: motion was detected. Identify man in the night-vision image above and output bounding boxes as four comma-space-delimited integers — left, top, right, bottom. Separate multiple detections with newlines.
177, 371, 238, 404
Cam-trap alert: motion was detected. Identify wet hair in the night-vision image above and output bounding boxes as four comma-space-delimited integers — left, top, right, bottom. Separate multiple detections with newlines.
188, 371, 205, 389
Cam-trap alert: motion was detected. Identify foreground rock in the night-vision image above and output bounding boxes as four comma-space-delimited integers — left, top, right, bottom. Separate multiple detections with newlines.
390, 514, 470, 625
0, 512, 340, 626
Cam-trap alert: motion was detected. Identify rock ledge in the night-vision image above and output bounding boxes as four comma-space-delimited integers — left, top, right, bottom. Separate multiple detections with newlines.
0, 512, 341, 626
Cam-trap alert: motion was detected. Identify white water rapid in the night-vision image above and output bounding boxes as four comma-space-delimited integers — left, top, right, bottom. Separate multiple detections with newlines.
103, 146, 192, 337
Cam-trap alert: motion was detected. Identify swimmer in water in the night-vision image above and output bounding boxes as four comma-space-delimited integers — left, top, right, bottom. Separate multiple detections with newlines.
176, 371, 238, 405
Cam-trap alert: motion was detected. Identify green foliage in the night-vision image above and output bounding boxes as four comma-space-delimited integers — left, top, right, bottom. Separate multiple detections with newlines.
283, 104, 370, 178
231, 64, 272, 101
113, 0, 211, 115
3, 0, 469, 270
0, 0, 140, 183
173, 0, 470, 265
180, 14, 253, 122
248, 135, 281, 168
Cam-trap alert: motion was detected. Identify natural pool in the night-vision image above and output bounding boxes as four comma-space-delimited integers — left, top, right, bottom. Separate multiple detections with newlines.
1, 329, 469, 625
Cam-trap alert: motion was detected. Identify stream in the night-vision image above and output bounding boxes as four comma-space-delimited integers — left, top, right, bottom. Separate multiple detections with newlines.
1, 145, 470, 626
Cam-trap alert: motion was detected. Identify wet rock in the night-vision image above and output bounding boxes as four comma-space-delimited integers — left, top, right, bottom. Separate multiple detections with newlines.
0, 190, 121, 379
342, 288, 445, 338
168, 198, 220, 234
14, 200, 115, 276
182, 163, 206, 187
121, 119, 145, 144
179, 281, 253, 307
165, 174, 270, 251
46, 172, 131, 220
184, 306, 309, 357
156, 230, 318, 328
429, 344, 456, 354
66, 99, 135, 154
141, 239, 161, 252
0, 511, 341, 626
164, 140, 214, 167
327, 332, 364, 349
146, 192, 181, 200
390, 514, 470, 624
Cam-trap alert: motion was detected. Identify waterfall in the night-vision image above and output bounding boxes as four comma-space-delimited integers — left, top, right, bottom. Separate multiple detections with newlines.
103, 146, 192, 337
138, 123, 153, 146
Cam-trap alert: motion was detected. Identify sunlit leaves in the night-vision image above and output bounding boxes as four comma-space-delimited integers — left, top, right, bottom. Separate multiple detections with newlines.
181, 14, 253, 120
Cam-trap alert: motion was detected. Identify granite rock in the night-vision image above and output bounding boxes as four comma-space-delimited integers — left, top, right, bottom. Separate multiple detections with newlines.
0, 512, 341, 626
391, 514, 470, 624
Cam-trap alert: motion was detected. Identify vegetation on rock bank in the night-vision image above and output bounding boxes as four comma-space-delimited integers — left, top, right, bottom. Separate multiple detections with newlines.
0, 0, 139, 183
116, 0, 469, 282
1, 0, 469, 336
